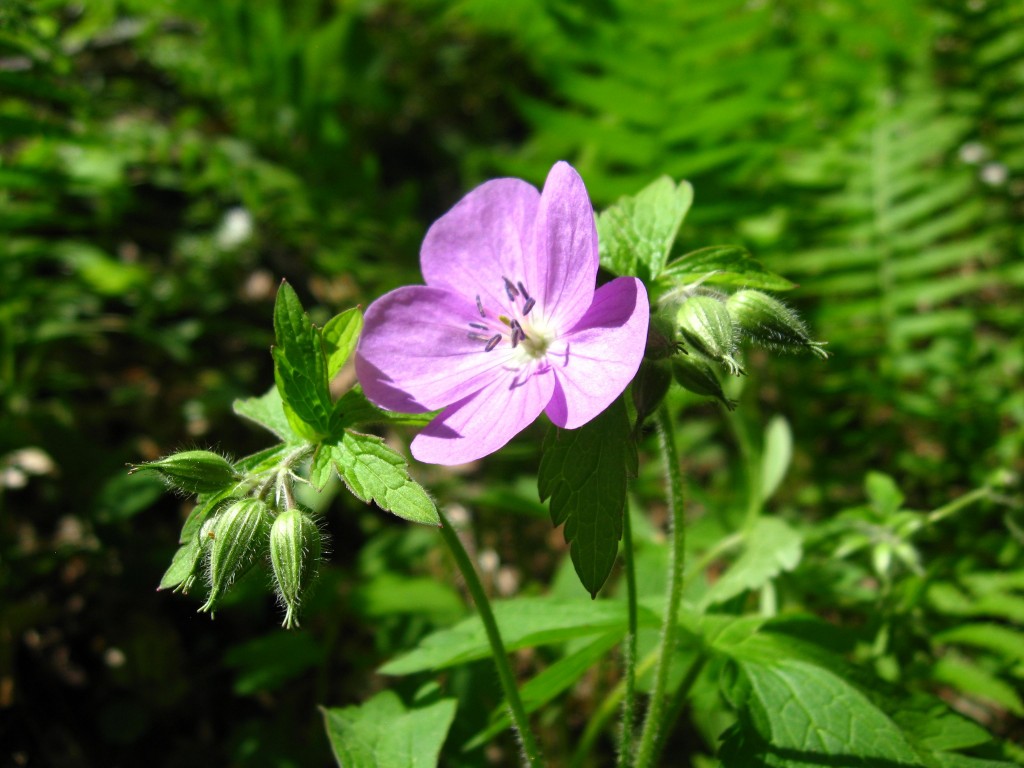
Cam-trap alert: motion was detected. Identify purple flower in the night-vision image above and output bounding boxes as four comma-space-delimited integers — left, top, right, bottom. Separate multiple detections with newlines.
355, 162, 649, 465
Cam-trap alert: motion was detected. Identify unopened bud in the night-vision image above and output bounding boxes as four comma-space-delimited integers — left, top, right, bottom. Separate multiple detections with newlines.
269, 508, 322, 629
200, 498, 271, 614
644, 314, 685, 360
726, 290, 828, 359
672, 356, 737, 410
131, 450, 239, 495
176, 514, 219, 595
632, 360, 672, 428
676, 295, 744, 376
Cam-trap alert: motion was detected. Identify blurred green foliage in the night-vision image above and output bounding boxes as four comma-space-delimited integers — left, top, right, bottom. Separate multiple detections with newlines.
2, 0, 1022, 765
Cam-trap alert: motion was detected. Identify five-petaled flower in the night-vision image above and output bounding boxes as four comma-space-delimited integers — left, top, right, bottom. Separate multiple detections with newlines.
355, 161, 649, 465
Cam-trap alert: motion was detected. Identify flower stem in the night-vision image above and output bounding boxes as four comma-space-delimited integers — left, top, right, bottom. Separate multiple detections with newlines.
437, 508, 543, 767
617, 505, 639, 768
635, 405, 687, 768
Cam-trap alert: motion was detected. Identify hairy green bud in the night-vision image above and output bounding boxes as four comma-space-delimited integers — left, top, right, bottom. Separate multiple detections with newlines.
644, 313, 685, 360
726, 289, 828, 359
131, 450, 239, 495
200, 498, 272, 614
177, 514, 219, 595
269, 508, 322, 629
672, 356, 737, 410
676, 295, 744, 376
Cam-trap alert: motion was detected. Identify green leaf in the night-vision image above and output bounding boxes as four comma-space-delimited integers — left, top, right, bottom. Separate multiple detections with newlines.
931, 653, 1024, 715
179, 486, 238, 544
661, 245, 797, 291
467, 630, 621, 749
597, 176, 693, 282
381, 596, 659, 675
866, 471, 906, 516
312, 431, 439, 525
158, 539, 200, 591
233, 386, 300, 442
539, 398, 637, 596
700, 518, 802, 609
935, 623, 1024, 663
323, 690, 456, 768
322, 306, 363, 380
224, 631, 325, 696
331, 386, 436, 430
272, 282, 333, 437
760, 416, 793, 503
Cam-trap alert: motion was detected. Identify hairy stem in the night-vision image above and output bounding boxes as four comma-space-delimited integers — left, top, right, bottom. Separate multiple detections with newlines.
617, 505, 639, 768
437, 508, 543, 767
635, 405, 687, 767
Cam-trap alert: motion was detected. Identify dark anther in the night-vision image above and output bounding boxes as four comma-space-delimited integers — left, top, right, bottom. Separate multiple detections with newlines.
484, 334, 502, 352
469, 321, 488, 331
476, 295, 486, 317
522, 298, 536, 316
503, 277, 520, 301
517, 281, 530, 299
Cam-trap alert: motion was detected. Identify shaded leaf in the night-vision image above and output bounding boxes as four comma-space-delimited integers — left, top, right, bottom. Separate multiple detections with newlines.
661, 245, 796, 291
233, 386, 300, 442
701, 518, 802, 609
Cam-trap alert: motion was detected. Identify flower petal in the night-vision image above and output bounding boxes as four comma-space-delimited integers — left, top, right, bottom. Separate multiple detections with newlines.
411, 366, 555, 465
531, 161, 599, 329
355, 285, 518, 413
545, 277, 649, 429
420, 178, 540, 315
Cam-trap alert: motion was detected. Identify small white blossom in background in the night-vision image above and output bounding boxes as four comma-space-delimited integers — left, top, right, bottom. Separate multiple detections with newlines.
980, 162, 1008, 187
958, 141, 986, 165
216, 206, 254, 250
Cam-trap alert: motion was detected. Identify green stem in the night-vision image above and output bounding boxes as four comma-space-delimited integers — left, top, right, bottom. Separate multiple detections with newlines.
635, 405, 687, 767
437, 508, 543, 767
925, 486, 991, 528
649, 654, 707, 763
617, 506, 639, 768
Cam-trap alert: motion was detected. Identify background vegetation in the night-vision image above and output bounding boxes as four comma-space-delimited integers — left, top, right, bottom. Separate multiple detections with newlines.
2, 0, 1022, 765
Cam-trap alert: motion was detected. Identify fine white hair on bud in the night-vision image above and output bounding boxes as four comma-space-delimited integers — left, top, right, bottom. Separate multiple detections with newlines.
130, 450, 240, 496
726, 290, 829, 360
676, 295, 745, 376
200, 498, 272, 615
269, 508, 322, 629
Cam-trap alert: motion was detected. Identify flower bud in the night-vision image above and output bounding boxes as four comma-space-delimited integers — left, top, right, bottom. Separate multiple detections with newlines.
131, 450, 239, 495
632, 360, 672, 429
672, 356, 737, 410
176, 514, 219, 595
644, 313, 685, 360
726, 290, 828, 359
200, 498, 272, 614
676, 295, 744, 376
269, 508, 322, 629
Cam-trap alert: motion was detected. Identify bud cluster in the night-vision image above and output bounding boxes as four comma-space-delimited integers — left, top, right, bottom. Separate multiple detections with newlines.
636, 287, 826, 413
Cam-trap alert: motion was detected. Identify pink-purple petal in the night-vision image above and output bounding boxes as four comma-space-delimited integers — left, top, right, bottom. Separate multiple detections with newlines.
411, 367, 555, 465
420, 178, 540, 314
355, 285, 516, 413
531, 161, 599, 329
545, 277, 649, 429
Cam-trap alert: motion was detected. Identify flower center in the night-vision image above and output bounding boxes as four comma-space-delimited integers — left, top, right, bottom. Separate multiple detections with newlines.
466, 277, 553, 361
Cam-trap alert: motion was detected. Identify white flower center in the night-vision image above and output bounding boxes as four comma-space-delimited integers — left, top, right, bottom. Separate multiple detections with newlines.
466, 277, 555, 364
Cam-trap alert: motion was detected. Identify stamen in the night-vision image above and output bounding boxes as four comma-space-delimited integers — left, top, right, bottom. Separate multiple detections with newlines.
476, 295, 485, 317
468, 332, 491, 341
510, 319, 528, 340
522, 298, 536, 316
484, 334, 502, 352
503, 277, 520, 301
511, 330, 520, 348
469, 321, 488, 331
517, 281, 530, 299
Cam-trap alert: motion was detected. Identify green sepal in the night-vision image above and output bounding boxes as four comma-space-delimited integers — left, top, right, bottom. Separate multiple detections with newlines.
677, 294, 744, 376
726, 289, 829, 359
269, 508, 322, 629
200, 498, 272, 614
130, 450, 239, 495
672, 355, 737, 410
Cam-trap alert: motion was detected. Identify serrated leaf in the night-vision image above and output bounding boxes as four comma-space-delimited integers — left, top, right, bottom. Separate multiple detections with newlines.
661, 245, 797, 291
272, 282, 332, 437
598, 176, 693, 283
233, 386, 300, 442
700, 518, 802, 609
322, 306, 363, 380
313, 431, 438, 525
159, 539, 200, 591
331, 386, 436, 430
381, 597, 659, 675
760, 416, 793, 503
323, 690, 456, 768
539, 398, 637, 597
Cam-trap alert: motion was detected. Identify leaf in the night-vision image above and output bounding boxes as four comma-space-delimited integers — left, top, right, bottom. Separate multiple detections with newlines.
224, 631, 325, 695
158, 539, 200, 591
866, 471, 906, 517
760, 415, 792, 503
935, 623, 1024, 663
179, 486, 238, 544
538, 398, 637, 596
331, 386, 436, 430
597, 176, 693, 283
322, 690, 456, 768
700, 518, 802, 609
931, 654, 1024, 716
312, 431, 439, 525
233, 386, 300, 442
272, 282, 333, 437
661, 245, 797, 291
381, 596, 659, 675
321, 306, 363, 380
